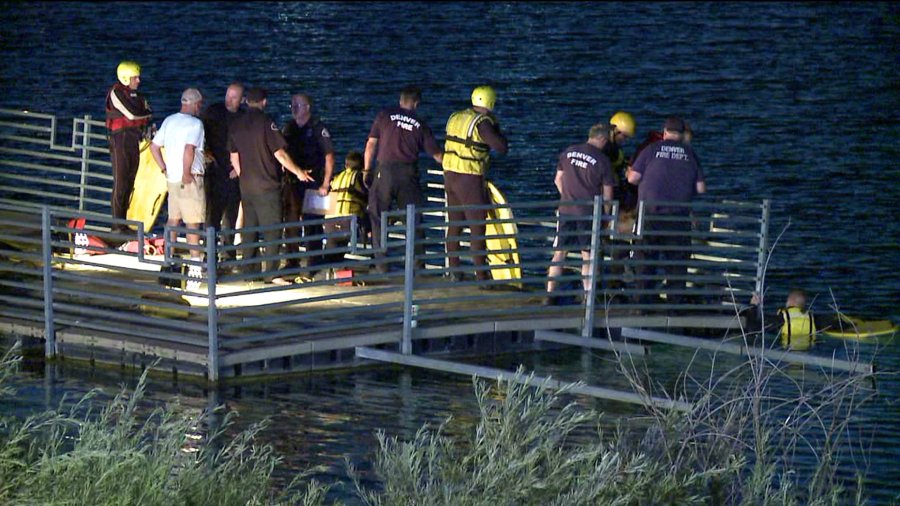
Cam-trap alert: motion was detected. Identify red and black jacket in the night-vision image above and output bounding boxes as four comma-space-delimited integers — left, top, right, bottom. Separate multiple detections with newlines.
105, 82, 151, 132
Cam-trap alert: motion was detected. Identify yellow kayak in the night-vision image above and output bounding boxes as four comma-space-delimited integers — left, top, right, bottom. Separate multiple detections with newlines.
823, 313, 898, 339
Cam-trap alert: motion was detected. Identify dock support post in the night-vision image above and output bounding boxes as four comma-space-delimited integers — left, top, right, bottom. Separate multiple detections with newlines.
206, 226, 219, 382
41, 206, 56, 358
401, 204, 416, 355
77, 115, 91, 211
582, 195, 603, 338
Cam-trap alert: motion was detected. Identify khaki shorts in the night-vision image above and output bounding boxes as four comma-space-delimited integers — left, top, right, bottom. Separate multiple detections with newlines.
167, 177, 205, 224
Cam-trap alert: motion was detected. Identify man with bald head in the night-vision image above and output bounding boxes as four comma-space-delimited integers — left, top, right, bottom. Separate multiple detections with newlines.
202, 82, 245, 263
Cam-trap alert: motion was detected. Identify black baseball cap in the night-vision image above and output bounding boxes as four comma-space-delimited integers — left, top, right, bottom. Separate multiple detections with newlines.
664, 116, 685, 133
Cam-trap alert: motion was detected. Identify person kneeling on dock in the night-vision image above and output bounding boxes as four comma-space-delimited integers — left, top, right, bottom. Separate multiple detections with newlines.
320, 151, 370, 271
545, 124, 615, 306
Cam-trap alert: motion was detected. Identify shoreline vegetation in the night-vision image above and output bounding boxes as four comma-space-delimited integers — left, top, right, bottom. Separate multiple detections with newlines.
0, 323, 878, 505
0, 240, 882, 505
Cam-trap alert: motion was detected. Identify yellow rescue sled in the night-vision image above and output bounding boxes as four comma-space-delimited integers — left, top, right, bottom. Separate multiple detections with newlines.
484, 181, 521, 282
126, 140, 167, 232
823, 313, 898, 340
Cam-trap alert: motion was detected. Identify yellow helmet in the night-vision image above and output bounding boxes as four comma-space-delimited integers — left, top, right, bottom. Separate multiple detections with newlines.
116, 61, 141, 86
471, 85, 497, 111
609, 111, 636, 138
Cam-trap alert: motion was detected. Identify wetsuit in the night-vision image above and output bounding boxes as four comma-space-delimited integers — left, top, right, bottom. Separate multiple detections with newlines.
105, 82, 151, 233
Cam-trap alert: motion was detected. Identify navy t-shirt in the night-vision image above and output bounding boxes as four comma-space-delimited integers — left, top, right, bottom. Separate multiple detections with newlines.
368, 106, 441, 164
556, 142, 614, 216
228, 108, 288, 196
631, 139, 703, 214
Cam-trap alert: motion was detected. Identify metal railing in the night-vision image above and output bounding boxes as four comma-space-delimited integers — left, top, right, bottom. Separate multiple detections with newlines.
0, 108, 110, 214
0, 109, 769, 382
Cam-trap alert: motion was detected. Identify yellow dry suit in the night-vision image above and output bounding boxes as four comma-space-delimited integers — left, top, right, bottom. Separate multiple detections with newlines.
777, 307, 816, 351
326, 168, 367, 219
442, 108, 495, 176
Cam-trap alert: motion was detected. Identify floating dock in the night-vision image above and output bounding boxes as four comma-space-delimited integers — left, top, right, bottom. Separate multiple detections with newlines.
1, 107, 866, 410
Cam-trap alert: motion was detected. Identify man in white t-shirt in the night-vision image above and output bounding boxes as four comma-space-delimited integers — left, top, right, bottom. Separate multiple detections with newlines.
150, 88, 206, 260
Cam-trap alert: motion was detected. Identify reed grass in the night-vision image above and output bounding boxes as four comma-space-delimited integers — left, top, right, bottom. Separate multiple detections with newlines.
0, 333, 875, 506
345, 224, 875, 505
0, 222, 879, 505
0, 344, 332, 506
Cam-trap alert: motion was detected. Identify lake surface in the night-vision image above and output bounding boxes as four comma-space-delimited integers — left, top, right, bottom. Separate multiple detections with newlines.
1, 1, 898, 503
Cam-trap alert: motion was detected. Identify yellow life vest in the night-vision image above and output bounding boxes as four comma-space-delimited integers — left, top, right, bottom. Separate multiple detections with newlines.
442, 108, 494, 176
778, 307, 816, 351
326, 168, 366, 218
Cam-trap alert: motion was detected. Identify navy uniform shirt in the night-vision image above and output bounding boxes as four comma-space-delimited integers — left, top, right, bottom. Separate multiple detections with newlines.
368, 106, 441, 164
556, 142, 614, 216
283, 116, 334, 183
631, 139, 703, 214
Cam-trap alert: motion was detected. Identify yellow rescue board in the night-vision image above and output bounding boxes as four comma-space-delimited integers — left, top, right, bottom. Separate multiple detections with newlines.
823, 313, 898, 340
485, 181, 521, 282
126, 141, 167, 231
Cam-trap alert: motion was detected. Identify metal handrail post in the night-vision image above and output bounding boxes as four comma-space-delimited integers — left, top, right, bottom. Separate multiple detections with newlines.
753, 199, 770, 353
635, 200, 645, 236
206, 226, 219, 382
401, 204, 416, 355
582, 195, 602, 338
41, 206, 55, 358
349, 215, 359, 253
78, 115, 91, 211
755, 199, 770, 297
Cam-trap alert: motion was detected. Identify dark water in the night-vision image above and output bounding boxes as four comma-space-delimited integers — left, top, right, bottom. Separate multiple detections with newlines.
2, 1, 899, 502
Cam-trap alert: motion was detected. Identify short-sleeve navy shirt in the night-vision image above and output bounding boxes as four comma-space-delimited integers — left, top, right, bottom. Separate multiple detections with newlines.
368, 106, 441, 164
557, 142, 614, 216
283, 116, 334, 182
631, 139, 703, 213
